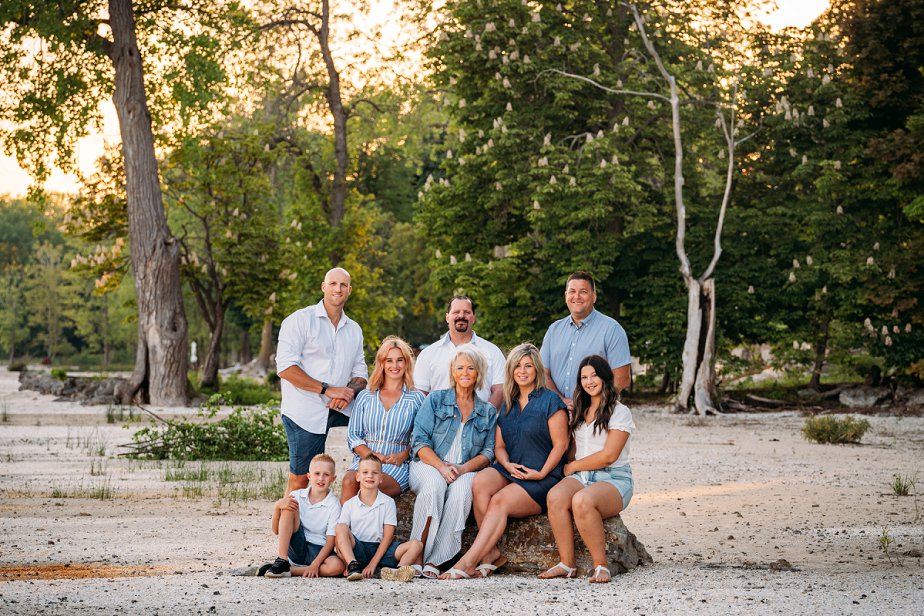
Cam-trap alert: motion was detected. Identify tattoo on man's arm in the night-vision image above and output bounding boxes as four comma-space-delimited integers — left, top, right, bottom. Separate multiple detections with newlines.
347, 377, 367, 395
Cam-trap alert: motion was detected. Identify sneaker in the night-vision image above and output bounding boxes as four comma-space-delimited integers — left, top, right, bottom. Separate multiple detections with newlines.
380, 565, 416, 582
264, 557, 291, 578
256, 562, 273, 577
346, 560, 363, 581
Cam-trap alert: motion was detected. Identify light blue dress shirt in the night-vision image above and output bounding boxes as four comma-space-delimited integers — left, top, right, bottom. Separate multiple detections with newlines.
540, 308, 631, 399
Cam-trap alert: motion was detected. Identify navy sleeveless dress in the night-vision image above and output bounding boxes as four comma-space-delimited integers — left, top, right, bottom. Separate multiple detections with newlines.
490, 387, 566, 512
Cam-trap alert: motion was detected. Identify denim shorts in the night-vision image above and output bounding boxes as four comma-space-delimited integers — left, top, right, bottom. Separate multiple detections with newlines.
288, 529, 325, 566
568, 463, 634, 510
282, 411, 350, 475
350, 539, 400, 569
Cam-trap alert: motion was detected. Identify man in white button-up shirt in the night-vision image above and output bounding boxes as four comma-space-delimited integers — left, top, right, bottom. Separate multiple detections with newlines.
413, 295, 505, 409
277, 268, 368, 494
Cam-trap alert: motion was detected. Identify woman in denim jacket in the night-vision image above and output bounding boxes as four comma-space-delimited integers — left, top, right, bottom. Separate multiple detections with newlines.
408, 344, 498, 578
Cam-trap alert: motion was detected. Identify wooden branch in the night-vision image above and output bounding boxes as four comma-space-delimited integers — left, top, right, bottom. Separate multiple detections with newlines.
628, 3, 692, 282
700, 105, 734, 282
545, 69, 671, 103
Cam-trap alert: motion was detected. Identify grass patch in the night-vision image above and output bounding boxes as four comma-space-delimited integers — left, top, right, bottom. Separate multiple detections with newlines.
106, 405, 137, 424
802, 415, 871, 444
891, 474, 917, 497
163, 460, 287, 503
66, 428, 108, 457
215, 376, 280, 406
50, 478, 114, 500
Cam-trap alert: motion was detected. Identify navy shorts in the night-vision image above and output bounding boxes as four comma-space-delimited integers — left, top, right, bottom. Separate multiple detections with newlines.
288, 530, 326, 566
282, 411, 350, 475
351, 539, 400, 569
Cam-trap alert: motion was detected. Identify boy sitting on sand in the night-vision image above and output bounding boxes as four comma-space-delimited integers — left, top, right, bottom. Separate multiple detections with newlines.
335, 454, 423, 582
265, 453, 345, 578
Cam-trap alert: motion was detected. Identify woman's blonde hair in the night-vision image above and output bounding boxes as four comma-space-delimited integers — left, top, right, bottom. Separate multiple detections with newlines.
502, 343, 546, 412
368, 335, 415, 391
447, 344, 487, 393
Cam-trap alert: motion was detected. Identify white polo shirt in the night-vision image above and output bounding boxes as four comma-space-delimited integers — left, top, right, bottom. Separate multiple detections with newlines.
413, 331, 505, 402
337, 490, 397, 543
276, 301, 368, 434
291, 487, 341, 545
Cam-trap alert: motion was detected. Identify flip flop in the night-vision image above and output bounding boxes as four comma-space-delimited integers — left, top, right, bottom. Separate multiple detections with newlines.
475, 555, 508, 578
410, 564, 423, 578
440, 567, 471, 580
421, 564, 440, 579
537, 562, 577, 579
589, 565, 611, 583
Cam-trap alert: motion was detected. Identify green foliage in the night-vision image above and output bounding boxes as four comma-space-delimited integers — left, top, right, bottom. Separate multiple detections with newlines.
50, 367, 67, 381
129, 395, 287, 461
801, 415, 871, 444
214, 376, 280, 406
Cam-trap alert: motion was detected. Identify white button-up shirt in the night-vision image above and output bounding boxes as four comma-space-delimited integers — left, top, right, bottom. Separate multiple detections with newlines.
338, 490, 397, 543
291, 486, 341, 545
413, 331, 506, 403
276, 301, 367, 434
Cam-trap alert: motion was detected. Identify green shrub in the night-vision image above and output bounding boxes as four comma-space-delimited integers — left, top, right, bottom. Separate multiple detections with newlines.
127, 394, 287, 461
218, 376, 280, 406
50, 367, 68, 381
802, 415, 871, 444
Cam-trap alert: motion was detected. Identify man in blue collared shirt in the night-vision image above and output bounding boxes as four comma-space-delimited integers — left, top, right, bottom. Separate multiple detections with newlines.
540, 271, 631, 411
277, 267, 368, 495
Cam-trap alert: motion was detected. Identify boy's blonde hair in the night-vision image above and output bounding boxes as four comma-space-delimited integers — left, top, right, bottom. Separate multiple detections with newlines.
358, 452, 382, 469
309, 452, 336, 471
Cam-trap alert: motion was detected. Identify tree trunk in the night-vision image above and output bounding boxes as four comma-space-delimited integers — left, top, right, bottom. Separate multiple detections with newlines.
319, 0, 347, 228
257, 318, 274, 370
199, 306, 224, 389
676, 278, 719, 414
109, 0, 188, 406
808, 317, 830, 391
239, 328, 252, 365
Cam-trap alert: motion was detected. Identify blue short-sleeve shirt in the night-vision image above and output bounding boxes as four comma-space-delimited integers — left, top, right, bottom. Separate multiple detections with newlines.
540, 309, 631, 400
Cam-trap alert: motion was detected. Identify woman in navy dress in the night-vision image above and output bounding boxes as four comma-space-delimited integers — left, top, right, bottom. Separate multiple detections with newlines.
440, 343, 568, 579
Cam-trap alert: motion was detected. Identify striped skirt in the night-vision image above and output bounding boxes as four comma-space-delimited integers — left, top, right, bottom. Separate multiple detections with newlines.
408, 460, 475, 566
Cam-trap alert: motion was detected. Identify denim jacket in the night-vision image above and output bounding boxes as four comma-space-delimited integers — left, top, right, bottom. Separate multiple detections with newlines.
411, 388, 498, 463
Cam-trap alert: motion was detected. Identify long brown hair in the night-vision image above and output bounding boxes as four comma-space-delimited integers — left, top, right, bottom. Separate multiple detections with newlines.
570, 355, 619, 436
368, 336, 415, 391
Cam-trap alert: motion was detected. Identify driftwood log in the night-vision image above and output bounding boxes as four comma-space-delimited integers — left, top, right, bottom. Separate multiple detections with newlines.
393, 492, 652, 576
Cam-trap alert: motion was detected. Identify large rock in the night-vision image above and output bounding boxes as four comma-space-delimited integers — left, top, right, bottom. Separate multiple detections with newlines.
19, 371, 126, 405
394, 491, 652, 576
838, 386, 890, 408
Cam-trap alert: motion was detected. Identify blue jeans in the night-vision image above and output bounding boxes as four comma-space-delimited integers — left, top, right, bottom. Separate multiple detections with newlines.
283, 411, 350, 475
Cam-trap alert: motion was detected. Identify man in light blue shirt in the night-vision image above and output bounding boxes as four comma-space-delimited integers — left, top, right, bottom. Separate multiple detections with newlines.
540, 271, 631, 411
277, 267, 368, 494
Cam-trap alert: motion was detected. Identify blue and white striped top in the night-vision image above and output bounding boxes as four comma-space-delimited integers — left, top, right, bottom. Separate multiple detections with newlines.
347, 387, 425, 491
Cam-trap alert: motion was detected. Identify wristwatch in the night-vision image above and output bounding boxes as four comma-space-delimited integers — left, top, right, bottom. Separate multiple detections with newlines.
320, 382, 328, 395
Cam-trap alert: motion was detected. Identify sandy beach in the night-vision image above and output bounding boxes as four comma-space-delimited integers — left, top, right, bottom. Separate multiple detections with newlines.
1, 366, 922, 615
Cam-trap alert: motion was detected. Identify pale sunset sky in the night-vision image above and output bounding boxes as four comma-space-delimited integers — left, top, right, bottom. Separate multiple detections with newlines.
0, 0, 830, 198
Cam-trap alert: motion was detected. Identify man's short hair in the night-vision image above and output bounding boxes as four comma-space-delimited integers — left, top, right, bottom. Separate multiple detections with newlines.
567, 271, 596, 293
310, 453, 336, 471
446, 295, 476, 314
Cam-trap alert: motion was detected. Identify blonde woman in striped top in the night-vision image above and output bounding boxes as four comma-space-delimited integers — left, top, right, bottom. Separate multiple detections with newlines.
340, 336, 425, 504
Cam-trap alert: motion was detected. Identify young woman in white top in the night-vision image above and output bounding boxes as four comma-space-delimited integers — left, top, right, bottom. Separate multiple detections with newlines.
539, 354, 635, 583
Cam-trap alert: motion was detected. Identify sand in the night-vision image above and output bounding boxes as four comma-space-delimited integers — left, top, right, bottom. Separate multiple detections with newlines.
1, 367, 922, 615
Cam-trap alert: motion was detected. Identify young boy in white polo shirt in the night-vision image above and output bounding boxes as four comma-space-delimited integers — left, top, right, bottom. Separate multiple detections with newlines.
336, 454, 423, 582
265, 453, 345, 578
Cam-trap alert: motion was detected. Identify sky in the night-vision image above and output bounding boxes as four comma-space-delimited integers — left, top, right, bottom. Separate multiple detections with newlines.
0, 0, 831, 198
